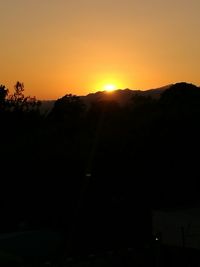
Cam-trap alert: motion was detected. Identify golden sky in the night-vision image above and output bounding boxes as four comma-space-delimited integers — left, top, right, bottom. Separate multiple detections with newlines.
1, 0, 200, 99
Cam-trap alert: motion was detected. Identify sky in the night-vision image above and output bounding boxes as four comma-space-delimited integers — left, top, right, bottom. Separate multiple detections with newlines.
0, 0, 200, 99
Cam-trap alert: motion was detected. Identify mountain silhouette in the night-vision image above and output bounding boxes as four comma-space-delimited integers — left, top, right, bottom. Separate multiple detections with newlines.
40, 82, 200, 113
81, 84, 171, 107
40, 84, 172, 113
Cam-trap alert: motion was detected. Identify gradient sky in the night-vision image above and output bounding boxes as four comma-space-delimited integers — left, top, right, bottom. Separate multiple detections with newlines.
1, 0, 200, 99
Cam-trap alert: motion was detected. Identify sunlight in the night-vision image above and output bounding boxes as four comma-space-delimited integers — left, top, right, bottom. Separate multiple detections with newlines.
92, 73, 125, 94
104, 84, 116, 92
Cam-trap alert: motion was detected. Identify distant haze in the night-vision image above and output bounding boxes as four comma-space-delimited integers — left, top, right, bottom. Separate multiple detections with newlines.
0, 0, 200, 99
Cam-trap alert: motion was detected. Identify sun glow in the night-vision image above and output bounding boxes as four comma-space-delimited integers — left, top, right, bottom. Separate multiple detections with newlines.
104, 84, 116, 92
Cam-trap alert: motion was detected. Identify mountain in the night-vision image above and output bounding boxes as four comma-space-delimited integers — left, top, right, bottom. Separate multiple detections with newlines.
39, 84, 172, 113
80, 84, 172, 107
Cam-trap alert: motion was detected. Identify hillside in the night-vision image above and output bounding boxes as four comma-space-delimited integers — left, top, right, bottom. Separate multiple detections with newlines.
40, 84, 171, 113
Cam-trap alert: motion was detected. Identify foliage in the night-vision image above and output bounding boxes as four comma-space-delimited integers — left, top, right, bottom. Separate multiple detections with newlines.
1, 81, 200, 259
9, 81, 41, 112
49, 94, 85, 121
0, 84, 8, 110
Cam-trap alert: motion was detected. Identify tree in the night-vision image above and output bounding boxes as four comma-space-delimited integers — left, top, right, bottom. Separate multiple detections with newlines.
0, 84, 8, 110
9, 81, 41, 112
49, 94, 85, 123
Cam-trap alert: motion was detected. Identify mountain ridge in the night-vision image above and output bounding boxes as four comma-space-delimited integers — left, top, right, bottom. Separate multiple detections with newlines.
80, 84, 172, 106
40, 82, 197, 113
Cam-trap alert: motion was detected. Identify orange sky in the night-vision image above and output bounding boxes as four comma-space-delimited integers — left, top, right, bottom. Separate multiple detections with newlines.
1, 0, 200, 99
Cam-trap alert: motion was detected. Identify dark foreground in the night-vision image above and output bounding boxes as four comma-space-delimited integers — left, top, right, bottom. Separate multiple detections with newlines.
1, 243, 200, 267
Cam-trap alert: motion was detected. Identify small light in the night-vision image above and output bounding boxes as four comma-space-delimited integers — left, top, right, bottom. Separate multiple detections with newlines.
155, 237, 159, 241
86, 173, 92, 177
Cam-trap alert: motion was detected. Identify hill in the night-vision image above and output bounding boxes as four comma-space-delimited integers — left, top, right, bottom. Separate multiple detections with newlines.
40, 84, 171, 113
81, 85, 172, 107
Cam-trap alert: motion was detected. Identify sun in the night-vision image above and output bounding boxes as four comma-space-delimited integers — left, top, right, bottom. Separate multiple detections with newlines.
104, 84, 116, 92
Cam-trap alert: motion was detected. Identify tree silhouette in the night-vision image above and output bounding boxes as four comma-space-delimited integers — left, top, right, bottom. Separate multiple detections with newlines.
9, 81, 41, 113
51, 94, 84, 117
0, 84, 8, 111
3, 80, 200, 263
